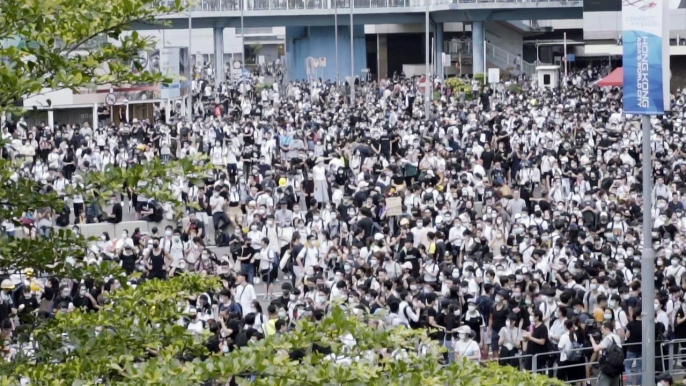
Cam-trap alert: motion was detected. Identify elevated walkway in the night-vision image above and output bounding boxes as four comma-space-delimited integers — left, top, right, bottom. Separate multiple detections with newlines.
138, 0, 582, 29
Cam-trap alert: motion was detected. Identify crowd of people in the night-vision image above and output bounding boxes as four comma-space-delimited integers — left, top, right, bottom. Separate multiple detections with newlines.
3, 62, 686, 386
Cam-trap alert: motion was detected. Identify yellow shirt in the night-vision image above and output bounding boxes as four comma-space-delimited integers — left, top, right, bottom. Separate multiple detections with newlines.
264, 318, 277, 337
593, 307, 605, 323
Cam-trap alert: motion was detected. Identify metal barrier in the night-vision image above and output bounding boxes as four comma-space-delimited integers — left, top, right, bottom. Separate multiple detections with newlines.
162, 0, 581, 12
526, 340, 686, 385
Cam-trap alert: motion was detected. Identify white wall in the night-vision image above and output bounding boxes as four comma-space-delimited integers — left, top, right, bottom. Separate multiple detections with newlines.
364, 24, 425, 34
485, 22, 523, 57
139, 27, 285, 56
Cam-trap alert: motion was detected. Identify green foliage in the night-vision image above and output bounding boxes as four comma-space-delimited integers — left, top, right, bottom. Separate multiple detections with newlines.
0, 154, 211, 279
474, 73, 487, 86
445, 77, 474, 100
0, 0, 184, 114
0, 291, 565, 386
508, 84, 523, 94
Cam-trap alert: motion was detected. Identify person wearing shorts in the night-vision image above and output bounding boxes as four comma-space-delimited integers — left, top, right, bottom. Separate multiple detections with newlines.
257, 237, 278, 300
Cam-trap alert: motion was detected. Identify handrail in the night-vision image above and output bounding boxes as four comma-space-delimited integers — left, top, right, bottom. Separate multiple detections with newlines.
531, 341, 643, 374
485, 42, 535, 76
160, 0, 581, 12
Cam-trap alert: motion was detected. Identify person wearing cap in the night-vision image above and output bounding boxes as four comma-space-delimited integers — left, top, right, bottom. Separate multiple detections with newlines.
453, 325, 480, 362
0, 279, 16, 323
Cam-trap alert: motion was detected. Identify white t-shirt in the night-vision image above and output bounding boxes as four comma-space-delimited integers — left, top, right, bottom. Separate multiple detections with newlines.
453, 339, 480, 360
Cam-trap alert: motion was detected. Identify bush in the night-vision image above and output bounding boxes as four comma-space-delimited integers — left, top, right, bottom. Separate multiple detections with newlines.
508, 84, 523, 94
445, 77, 474, 100
474, 73, 487, 86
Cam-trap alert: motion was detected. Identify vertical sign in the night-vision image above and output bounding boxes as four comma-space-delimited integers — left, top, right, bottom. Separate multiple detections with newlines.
622, 0, 669, 114
161, 48, 181, 99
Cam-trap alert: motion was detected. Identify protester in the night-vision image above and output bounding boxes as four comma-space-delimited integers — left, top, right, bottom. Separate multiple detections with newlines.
3, 64, 686, 385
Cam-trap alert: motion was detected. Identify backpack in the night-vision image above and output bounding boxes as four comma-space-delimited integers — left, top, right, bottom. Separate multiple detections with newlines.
566, 338, 583, 362
599, 337, 624, 377
228, 301, 243, 317
269, 250, 280, 271
56, 204, 70, 227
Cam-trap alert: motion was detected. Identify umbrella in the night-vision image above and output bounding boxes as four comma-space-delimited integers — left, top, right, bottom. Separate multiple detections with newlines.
597, 67, 623, 87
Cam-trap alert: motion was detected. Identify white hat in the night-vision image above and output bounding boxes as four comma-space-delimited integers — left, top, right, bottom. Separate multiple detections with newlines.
402, 262, 413, 270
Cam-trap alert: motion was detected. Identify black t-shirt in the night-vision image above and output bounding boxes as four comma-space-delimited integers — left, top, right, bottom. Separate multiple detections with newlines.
380, 135, 391, 153
526, 323, 549, 355
112, 203, 123, 223
436, 311, 460, 341
481, 150, 495, 170
491, 302, 509, 332
626, 320, 642, 352
188, 219, 205, 235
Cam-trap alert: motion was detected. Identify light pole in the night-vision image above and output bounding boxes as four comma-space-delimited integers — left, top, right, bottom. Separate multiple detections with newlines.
335, 0, 339, 84
424, 0, 430, 118
349, 0, 354, 104
187, 3, 193, 120
641, 114, 655, 386
241, 0, 245, 93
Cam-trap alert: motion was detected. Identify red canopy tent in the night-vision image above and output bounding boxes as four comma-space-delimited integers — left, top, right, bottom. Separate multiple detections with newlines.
597, 67, 623, 87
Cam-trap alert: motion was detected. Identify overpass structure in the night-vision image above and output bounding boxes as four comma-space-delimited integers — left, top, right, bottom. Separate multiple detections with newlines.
139, 0, 583, 83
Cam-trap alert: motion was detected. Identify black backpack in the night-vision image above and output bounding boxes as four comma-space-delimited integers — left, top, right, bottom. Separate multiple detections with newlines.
56, 204, 70, 227
599, 338, 625, 377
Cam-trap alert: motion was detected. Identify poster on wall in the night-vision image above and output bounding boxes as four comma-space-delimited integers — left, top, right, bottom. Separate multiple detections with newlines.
622, 0, 670, 115
585, 0, 686, 11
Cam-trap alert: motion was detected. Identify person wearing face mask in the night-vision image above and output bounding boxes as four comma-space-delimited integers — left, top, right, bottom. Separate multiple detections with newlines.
397, 290, 419, 328
488, 290, 510, 360
453, 325, 480, 362
590, 320, 624, 386
665, 256, 686, 283
461, 296, 482, 342
146, 237, 172, 280
210, 188, 230, 234
498, 313, 523, 367
72, 285, 96, 312
186, 307, 205, 336
608, 294, 629, 331
523, 309, 548, 372
538, 289, 558, 330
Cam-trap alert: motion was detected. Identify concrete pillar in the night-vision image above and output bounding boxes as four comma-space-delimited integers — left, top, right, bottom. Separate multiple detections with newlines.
378, 34, 388, 80
92, 103, 98, 130
165, 99, 171, 124
435, 23, 444, 80
472, 21, 485, 77
48, 110, 54, 129
213, 27, 225, 87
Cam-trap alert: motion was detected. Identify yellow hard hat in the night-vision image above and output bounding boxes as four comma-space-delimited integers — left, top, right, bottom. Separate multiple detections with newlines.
278, 178, 287, 187
23, 268, 34, 277
1, 279, 14, 290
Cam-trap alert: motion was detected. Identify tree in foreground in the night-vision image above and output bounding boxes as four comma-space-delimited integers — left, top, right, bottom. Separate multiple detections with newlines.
0, 275, 564, 386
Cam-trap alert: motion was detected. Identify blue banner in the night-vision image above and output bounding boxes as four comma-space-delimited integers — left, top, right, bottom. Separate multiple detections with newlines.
622, 0, 669, 115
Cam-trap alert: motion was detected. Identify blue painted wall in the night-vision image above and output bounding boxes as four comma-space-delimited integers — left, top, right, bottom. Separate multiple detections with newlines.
286, 25, 367, 82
